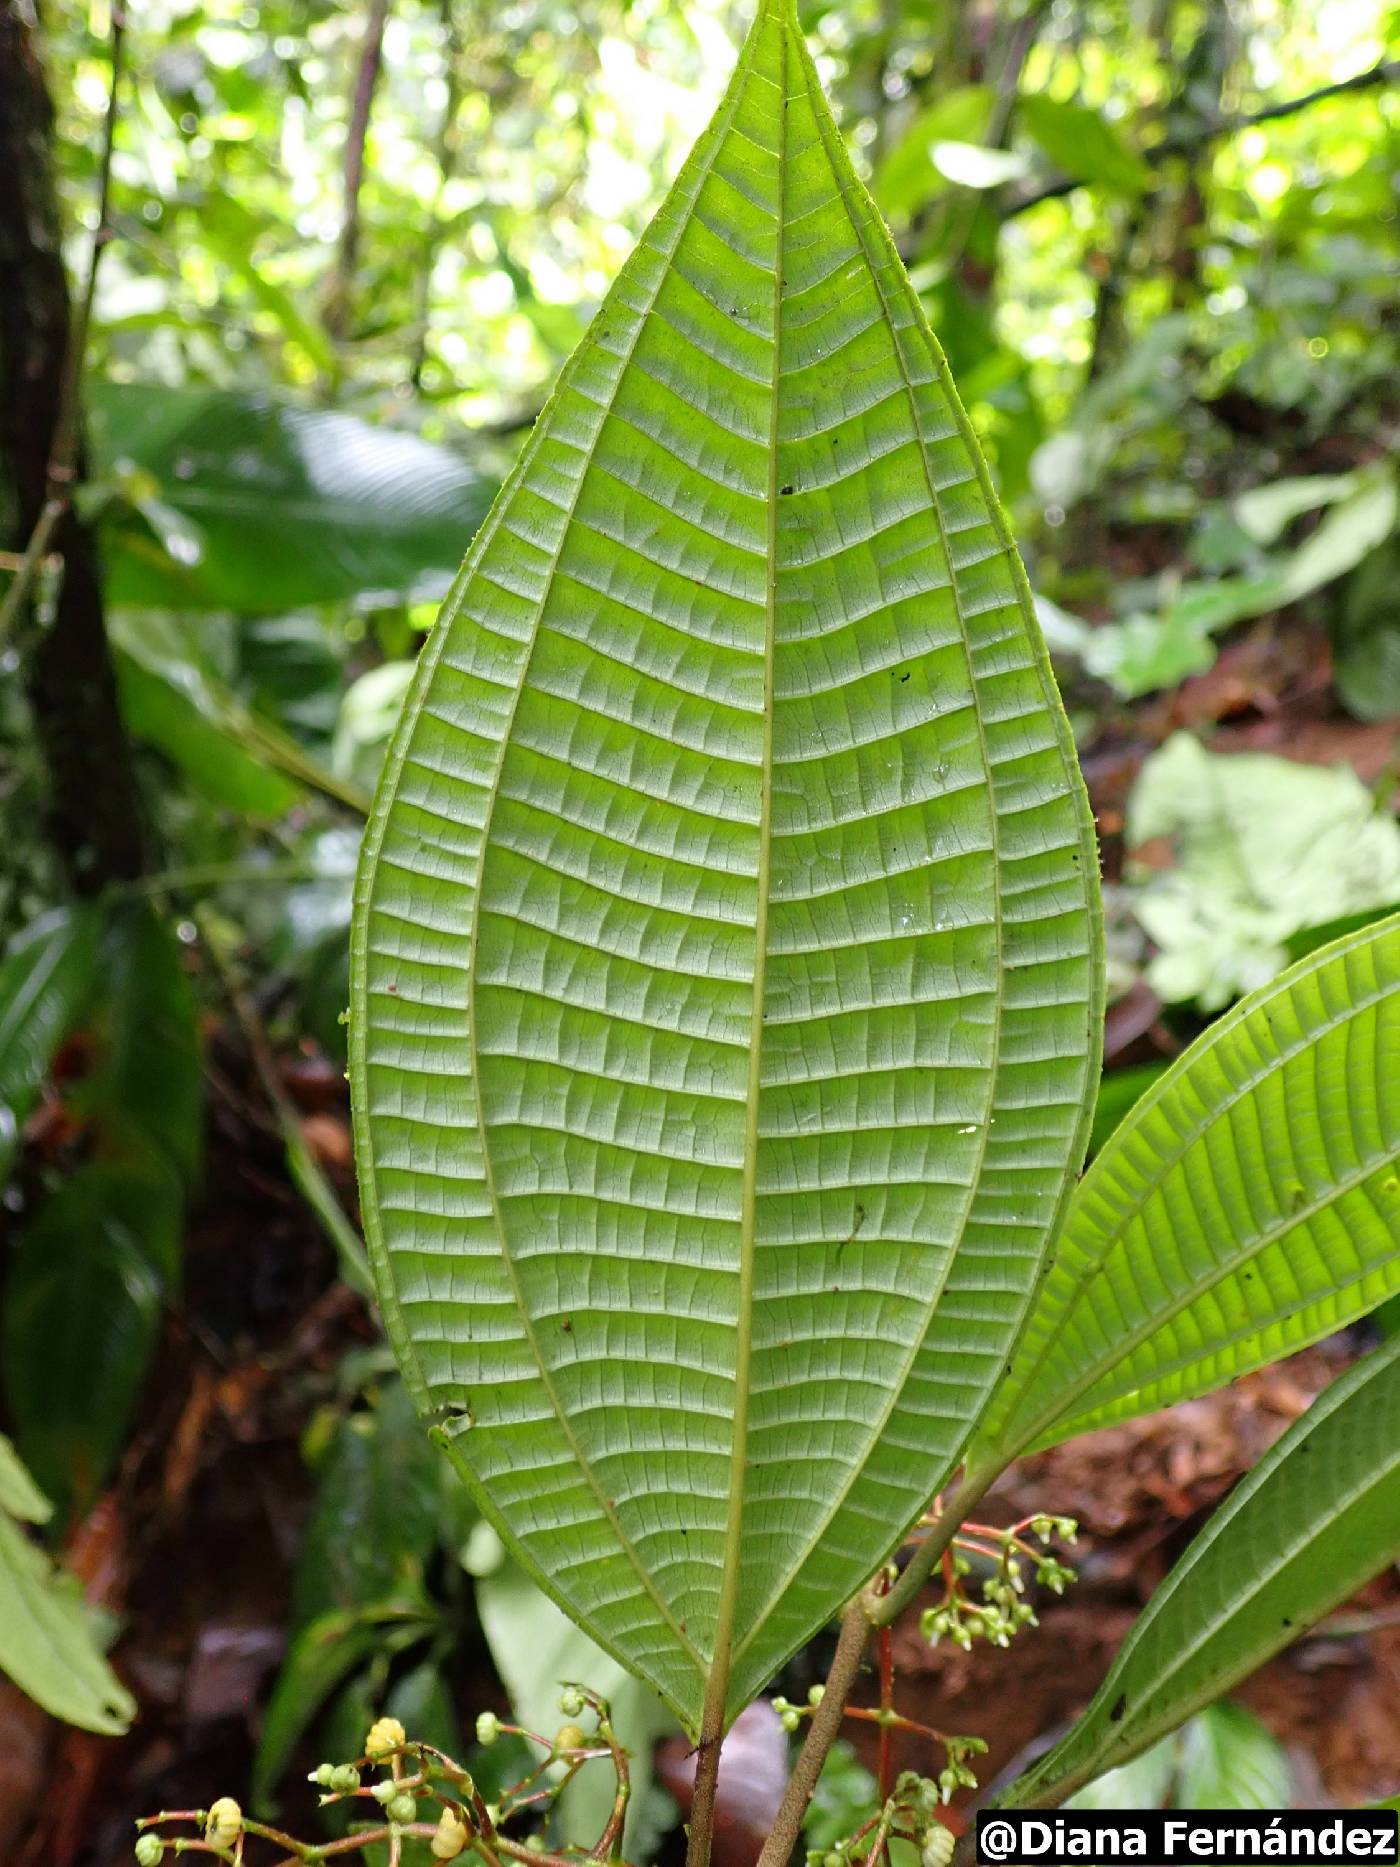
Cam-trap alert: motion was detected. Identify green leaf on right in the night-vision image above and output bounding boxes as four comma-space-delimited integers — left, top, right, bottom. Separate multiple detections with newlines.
975, 912, 1400, 1463
999, 1335, 1400, 1809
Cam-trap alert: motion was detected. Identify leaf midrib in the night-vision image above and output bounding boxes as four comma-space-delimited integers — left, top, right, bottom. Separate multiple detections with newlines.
700, 0, 787, 1739
730, 18, 1009, 1672
455, 26, 778, 1688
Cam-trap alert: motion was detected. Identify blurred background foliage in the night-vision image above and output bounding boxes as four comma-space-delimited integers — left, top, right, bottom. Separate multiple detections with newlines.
0, 0, 1398, 1855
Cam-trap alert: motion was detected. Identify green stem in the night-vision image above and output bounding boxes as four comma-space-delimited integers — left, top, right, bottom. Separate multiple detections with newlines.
869, 1466, 1000, 1630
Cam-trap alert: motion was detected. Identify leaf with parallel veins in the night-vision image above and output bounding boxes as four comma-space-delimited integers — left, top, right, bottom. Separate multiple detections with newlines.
351, 0, 1102, 1736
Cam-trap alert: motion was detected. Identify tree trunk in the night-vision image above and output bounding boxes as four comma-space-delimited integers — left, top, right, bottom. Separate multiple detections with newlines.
0, 0, 145, 891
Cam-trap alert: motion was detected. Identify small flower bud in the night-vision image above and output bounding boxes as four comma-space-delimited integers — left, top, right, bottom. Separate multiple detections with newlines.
432, 1807, 470, 1860
330, 1764, 361, 1795
135, 1837, 164, 1867
921, 1826, 955, 1867
554, 1723, 586, 1753
366, 1715, 407, 1760
313, 1763, 338, 1787
807, 1684, 825, 1706
558, 1685, 586, 1717
780, 1708, 801, 1732
372, 1780, 398, 1806
476, 1710, 502, 1746
388, 1793, 418, 1825
205, 1798, 243, 1848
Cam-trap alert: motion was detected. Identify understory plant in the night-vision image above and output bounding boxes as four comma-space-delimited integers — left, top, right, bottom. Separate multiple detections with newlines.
156, 0, 1400, 1861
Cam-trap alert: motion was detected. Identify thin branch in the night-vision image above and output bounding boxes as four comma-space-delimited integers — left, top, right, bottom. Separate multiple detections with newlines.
1003, 58, 1398, 219
0, 500, 64, 642
745, 1463, 1010, 1867
326, 0, 392, 343
869, 1465, 1000, 1631
196, 908, 374, 1300
876, 1622, 896, 1802
409, 0, 463, 390
0, 1, 124, 645
754, 1604, 874, 1867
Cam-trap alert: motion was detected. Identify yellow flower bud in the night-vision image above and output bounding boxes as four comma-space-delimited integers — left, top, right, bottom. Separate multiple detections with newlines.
554, 1723, 586, 1753
205, 1798, 243, 1849
366, 1715, 408, 1760
431, 1807, 470, 1861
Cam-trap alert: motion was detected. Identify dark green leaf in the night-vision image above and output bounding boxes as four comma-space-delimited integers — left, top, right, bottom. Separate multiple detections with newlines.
116, 647, 300, 815
1333, 540, 1400, 726
3, 1168, 164, 1516
0, 907, 100, 1184
1, 905, 201, 1514
90, 384, 495, 613
290, 1381, 442, 1634
999, 1338, 1400, 1808
252, 1606, 434, 1809
112, 612, 367, 816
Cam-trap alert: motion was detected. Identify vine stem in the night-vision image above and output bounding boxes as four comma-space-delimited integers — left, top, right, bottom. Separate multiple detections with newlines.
0, 0, 124, 646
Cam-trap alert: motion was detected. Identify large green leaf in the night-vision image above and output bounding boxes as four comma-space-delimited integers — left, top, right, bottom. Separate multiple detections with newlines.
974, 913, 1400, 1462
254, 1381, 446, 1808
351, 0, 1101, 1737
89, 384, 495, 613
998, 1336, 1400, 1808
